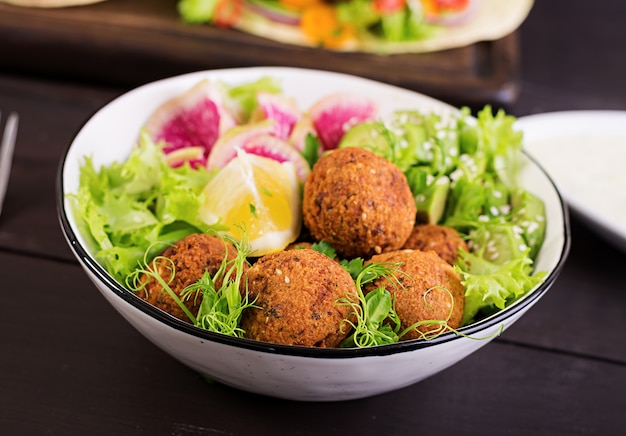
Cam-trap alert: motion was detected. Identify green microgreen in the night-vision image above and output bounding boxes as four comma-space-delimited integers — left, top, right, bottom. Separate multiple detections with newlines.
127, 231, 256, 337
338, 261, 404, 348
127, 253, 198, 323
181, 232, 256, 337
397, 286, 456, 341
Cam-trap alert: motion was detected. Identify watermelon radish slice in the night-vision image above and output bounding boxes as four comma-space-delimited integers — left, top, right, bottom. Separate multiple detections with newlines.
208, 121, 311, 182
308, 93, 378, 150
208, 120, 276, 168
165, 146, 206, 168
250, 92, 301, 140
144, 79, 236, 157
288, 116, 318, 153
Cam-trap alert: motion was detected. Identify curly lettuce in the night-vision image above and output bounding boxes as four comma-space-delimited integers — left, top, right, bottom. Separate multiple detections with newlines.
69, 132, 220, 282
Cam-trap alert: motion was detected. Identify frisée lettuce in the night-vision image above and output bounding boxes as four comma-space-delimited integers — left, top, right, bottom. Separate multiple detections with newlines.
69, 132, 221, 283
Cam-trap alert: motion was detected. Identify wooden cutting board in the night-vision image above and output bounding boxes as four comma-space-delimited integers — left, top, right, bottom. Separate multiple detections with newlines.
0, 0, 521, 106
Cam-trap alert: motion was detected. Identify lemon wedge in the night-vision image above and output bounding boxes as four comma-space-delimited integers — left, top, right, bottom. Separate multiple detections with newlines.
198, 151, 302, 256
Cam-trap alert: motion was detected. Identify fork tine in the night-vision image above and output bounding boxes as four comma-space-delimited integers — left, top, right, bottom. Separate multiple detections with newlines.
0, 112, 19, 217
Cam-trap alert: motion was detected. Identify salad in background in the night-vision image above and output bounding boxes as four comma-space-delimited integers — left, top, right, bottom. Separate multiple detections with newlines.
176, 0, 533, 54
179, 0, 476, 48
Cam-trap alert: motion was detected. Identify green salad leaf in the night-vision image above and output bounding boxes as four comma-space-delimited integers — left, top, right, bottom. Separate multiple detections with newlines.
178, 0, 218, 24
221, 76, 282, 123
335, 0, 437, 43
456, 250, 546, 324
69, 132, 220, 283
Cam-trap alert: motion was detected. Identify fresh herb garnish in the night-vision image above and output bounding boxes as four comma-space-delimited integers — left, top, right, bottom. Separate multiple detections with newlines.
128, 233, 256, 337
301, 133, 321, 168
309, 240, 337, 259
249, 203, 257, 217
338, 261, 403, 348
181, 235, 256, 336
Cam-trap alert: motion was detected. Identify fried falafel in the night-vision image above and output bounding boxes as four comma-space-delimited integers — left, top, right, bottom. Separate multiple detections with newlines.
366, 249, 465, 340
302, 147, 416, 259
284, 241, 314, 251
138, 233, 243, 322
402, 224, 468, 264
240, 249, 358, 347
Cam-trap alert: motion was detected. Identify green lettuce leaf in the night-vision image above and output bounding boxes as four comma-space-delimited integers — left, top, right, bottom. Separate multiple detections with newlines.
222, 76, 282, 123
456, 250, 546, 325
69, 133, 217, 283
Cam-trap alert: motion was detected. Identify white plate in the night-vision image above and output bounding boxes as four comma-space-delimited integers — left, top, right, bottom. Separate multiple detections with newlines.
516, 110, 626, 252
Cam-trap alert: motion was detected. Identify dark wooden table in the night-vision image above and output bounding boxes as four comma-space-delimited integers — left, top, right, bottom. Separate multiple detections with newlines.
1, 1, 625, 434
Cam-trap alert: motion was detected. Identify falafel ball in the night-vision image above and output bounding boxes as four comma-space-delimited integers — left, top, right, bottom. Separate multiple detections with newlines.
366, 249, 465, 340
138, 233, 243, 322
402, 224, 468, 264
240, 249, 358, 347
302, 147, 417, 259
284, 241, 314, 251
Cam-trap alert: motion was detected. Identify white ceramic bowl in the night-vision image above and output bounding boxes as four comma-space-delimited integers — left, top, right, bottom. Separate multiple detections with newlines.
58, 67, 570, 401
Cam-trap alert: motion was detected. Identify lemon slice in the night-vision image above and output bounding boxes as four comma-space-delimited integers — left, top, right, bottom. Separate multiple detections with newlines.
198, 151, 302, 256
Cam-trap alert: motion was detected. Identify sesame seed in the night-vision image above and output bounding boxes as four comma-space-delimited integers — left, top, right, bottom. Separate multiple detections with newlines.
450, 169, 463, 181
275, 269, 282, 275
284, 276, 291, 284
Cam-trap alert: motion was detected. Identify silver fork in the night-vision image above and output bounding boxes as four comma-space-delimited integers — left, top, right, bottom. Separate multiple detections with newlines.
0, 111, 19, 217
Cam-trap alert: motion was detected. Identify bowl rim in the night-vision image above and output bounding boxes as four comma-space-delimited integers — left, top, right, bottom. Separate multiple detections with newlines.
56, 67, 571, 359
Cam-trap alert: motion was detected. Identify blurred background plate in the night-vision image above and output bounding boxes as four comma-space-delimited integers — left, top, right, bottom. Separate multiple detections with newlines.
517, 110, 626, 253
0, 0, 106, 6
0, 0, 524, 107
